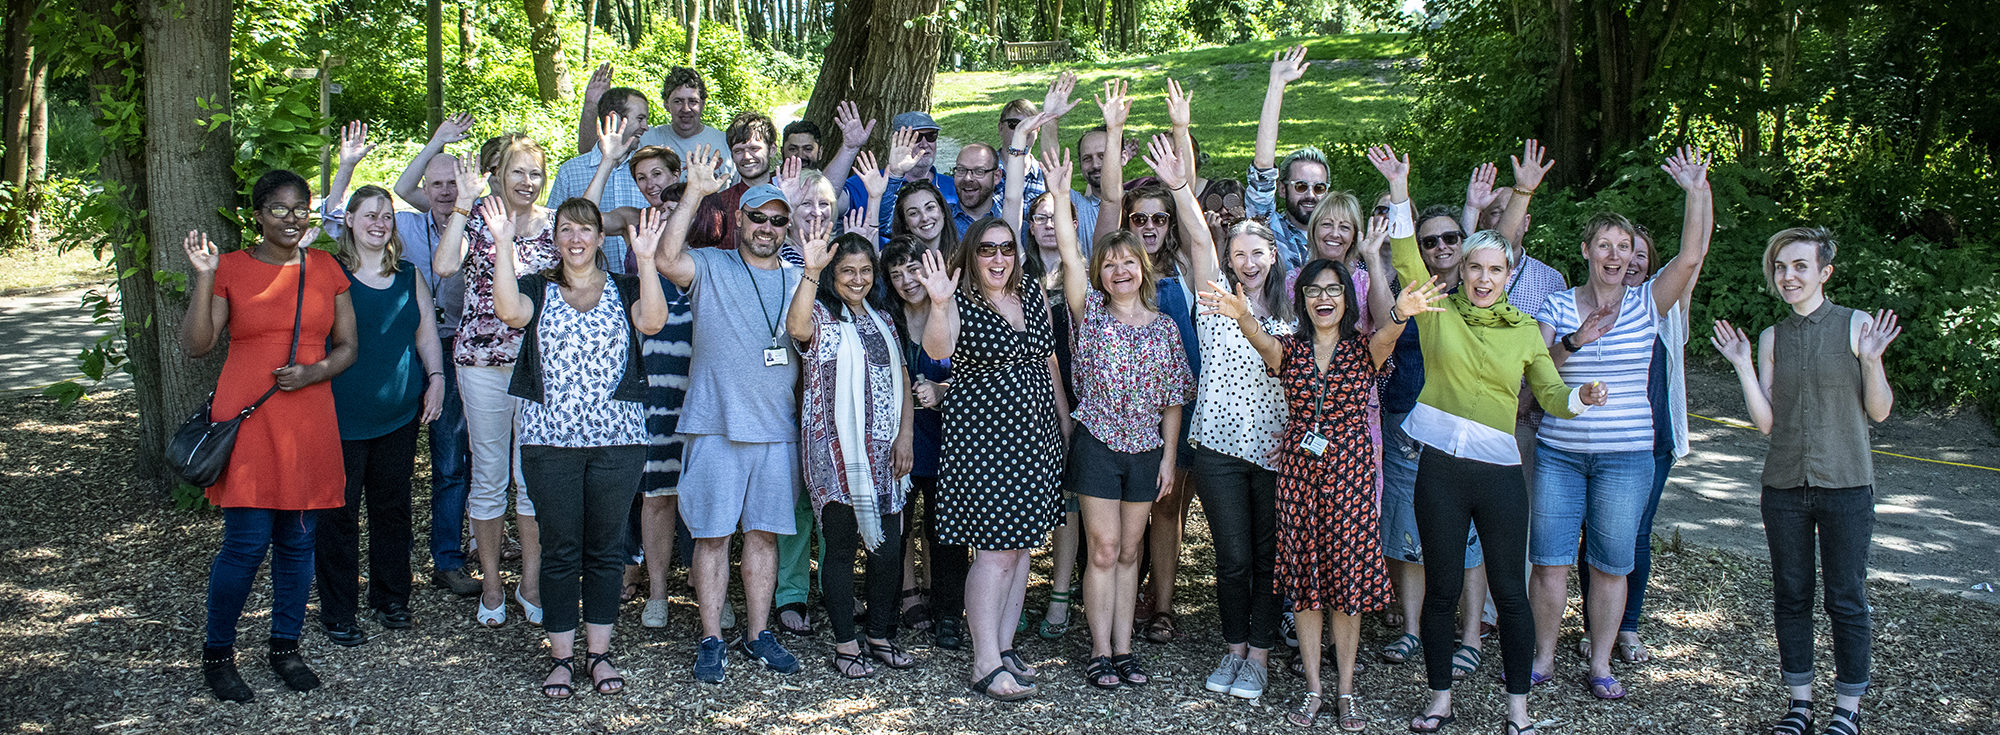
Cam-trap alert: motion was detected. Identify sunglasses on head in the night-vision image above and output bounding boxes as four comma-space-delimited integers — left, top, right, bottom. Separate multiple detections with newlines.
1419, 231, 1465, 251
1128, 212, 1172, 228
1301, 283, 1346, 299
915, 130, 939, 143
975, 242, 1018, 258
1286, 181, 1331, 197
744, 210, 790, 228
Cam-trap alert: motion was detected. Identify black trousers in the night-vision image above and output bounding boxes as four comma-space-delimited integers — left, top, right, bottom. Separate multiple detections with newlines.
315, 418, 418, 626
917, 476, 970, 620
1413, 447, 1535, 695
1190, 445, 1282, 649
522, 444, 646, 634
820, 503, 906, 643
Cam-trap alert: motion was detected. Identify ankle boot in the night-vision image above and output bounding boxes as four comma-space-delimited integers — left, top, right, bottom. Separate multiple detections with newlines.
267, 638, 321, 692
202, 646, 254, 702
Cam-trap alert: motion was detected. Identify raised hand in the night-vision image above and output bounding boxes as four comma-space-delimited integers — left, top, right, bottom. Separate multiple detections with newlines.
1270, 44, 1309, 85
595, 112, 635, 160
773, 155, 805, 203
1357, 213, 1389, 260
478, 196, 513, 243
452, 154, 484, 208
1095, 78, 1132, 130
1197, 279, 1252, 320
184, 230, 220, 274
1464, 162, 1501, 213
1856, 309, 1901, 360
1710, 320, 1754, 368
841, 205, 876, 241
1164, 78, 1193, 129
1580, 380, 1609, 406
1662, 145, 1711, 193
1042, 71, 1080, 120
629, 205, 667, 262
855, 150, 888, 198
337, 120, 378, 168
584, 62, 613, 104
1142, 133, 1185, 190
1510, 139, 1554, 193
685, 145, 728, 196
916, 248, 959, 303
431, 112, 475, 146
1041, 148, 1075, 194
886, 126, 920, 178
1573, 303, 1617, 347
1367, 144, 1410, 187
834, 100, 877, 150
1393, 275, 1450, 321
799, 217, 836, 271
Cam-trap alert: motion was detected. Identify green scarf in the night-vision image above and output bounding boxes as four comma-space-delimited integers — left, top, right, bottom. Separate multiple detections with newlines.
1448, 292, 1534, 328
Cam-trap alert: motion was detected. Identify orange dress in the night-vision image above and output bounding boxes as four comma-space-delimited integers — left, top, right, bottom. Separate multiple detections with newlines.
203, 249, 348, 510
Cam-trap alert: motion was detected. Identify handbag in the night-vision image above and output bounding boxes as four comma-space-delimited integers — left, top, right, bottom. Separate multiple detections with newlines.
166, 251, 308, 488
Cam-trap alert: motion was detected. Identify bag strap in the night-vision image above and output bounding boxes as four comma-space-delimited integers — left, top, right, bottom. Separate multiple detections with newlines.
233, 250, 308, 418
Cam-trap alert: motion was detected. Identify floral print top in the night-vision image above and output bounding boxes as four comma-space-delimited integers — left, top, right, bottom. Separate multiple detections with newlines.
1069, 290, 1195, 454
453, 196, 558, 367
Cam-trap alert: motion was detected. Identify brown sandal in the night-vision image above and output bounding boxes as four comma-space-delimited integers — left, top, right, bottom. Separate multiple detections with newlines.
1145, 611, 1181, 643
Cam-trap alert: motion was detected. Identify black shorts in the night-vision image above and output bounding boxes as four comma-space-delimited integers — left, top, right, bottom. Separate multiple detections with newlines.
1067, 425, 1164, 504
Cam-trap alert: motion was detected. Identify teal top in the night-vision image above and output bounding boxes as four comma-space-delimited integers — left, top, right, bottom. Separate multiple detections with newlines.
332, 262, 426, 440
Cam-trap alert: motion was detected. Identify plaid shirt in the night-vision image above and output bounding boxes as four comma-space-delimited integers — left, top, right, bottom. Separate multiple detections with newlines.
546, 148, 645, 274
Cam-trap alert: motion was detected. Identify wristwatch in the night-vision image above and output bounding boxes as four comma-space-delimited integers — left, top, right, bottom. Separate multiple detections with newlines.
1561, 332, 1582, 352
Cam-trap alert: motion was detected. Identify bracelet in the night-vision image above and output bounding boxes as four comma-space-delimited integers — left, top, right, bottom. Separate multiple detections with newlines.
1511, 185, 1537, 197
1005, 146, 1030, 157
1561, 332, 1581, 352
801, 275, 819, 286
1389, 307, 1407, 324
1170, 182, 1189, 191
453, 207, 471, 218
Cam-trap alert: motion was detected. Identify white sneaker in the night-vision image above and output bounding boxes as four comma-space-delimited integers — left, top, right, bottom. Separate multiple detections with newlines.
642, 599, 671, 629
1205, 653, 1245, 693
1228, 657, 1268, 699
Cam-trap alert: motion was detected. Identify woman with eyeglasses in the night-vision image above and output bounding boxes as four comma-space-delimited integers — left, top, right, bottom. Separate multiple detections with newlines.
1097, 80, 1204, 645
184, 170, 358, 701
1367, 146, 1609, 735
916, 216, 1070, 701
433, 134, 559, 628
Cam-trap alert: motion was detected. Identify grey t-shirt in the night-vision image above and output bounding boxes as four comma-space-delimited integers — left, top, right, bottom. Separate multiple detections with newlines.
679, 247, 803, 442
639, 124, 736, 182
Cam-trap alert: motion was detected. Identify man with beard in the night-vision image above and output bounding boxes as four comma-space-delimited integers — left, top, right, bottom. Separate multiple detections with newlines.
1248, 45, 1332, 268
781, 119, 824, 169
945, 143, 1004, 236
654, 148, 806, 683
551, 77, 651, 273
685, 112, 779, 250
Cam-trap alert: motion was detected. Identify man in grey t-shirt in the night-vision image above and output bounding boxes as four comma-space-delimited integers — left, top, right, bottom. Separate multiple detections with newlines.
655, 146, 803, 682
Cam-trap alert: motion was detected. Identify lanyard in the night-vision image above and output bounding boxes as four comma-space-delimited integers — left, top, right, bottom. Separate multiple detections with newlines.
1303, 338, 1343, 432
738, 254, 785, 348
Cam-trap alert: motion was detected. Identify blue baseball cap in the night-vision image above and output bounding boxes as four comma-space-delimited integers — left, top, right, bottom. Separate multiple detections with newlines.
891, 111, 940, 132
739, 183, 790, 211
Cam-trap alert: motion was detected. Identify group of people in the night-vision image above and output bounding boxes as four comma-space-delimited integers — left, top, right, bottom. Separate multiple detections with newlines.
187, 49, 1896, 735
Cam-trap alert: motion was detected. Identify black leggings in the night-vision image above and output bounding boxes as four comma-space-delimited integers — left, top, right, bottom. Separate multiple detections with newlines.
917, 476, 970, 620
521, 444, 645, 634
1413, 447, 1534, 695
820, 503, 905, 644
316, 418, 418, 626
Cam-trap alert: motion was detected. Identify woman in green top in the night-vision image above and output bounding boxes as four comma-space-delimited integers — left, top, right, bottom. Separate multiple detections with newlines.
1367, 145, 1606, 735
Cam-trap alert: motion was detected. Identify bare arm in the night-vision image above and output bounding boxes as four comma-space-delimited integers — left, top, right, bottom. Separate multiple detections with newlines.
1355, 214, 1396, 331
274, 284, 359, 391
625, 206, 671, 334
575, 63, 611, 155
1049, 353, 1073, 439
1650, 147, 1715, 313
324, 121, 376, 219
822, 101, 876, 211
1854, 310, 1899, 422
1499, 139, 1551, 249
1199, 279, 1283, 371
396, 112, 474, 209
430, 155, 484, 279
1710, 320, 1773, 433
412, 277, 445, 423
1046, 149, 1088, 325
483, 198, 534, 329
655, 145, 727, 289
179, 231, 228, 357
1460, 162, 1500, 235
1254, 45, 1307, 171
917, 249, 961, 359
1093, 79, 1132, 238
1039, 72, 1078, 161
786, 220, 834, 344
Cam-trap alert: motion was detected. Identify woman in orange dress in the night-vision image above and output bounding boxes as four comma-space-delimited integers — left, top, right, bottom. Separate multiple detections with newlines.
183, 170, 356, 702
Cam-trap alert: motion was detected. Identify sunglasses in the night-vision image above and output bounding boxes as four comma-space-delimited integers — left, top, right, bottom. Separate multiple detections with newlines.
1286, 181, 1331, 197
1128, 212, 1172, 228
1373, 204, 1392, 217
1419, 231, 1465, 251
744, 210, 790, 228
975, 243, 1018, 258
1002, 118, 1025, 130
1301, 284, 1346, 299
915, 130, 939, 143
260, 205, 314, 220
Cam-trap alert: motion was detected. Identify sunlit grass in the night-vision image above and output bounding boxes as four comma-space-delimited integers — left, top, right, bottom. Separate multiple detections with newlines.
0, 244, 110, 293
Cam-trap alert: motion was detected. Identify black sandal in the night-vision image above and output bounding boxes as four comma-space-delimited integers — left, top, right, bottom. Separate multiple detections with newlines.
586, 651, 624, 695
970, 666, 1036, 701
831, 649, 876, 679
1085, 656, 1122, 690
1822, 705, 1860, 735
541, 655, 576, 699
1110, 653, 1150, 686
867, 639, 915, 669
1506, 720, 1537, 735
898, 588, 932, 632
999, 648, 1038, 683
1407, 712, 1456, 733
1772, 700, 1814, 735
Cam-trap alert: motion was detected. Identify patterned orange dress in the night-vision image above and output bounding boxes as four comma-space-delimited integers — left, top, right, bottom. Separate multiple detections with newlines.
1268, 333, 1393, 614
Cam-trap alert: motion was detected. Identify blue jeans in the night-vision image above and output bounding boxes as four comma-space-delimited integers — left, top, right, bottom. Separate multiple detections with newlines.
428, 340, 472, 572
206, 508, 317, 647
1763, 484, 1873, 697
1623, 449, 1675, 632
1529, 443, 1654, 575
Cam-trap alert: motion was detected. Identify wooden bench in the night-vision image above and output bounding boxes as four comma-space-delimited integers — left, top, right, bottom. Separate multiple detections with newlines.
996, 41, 1071, 64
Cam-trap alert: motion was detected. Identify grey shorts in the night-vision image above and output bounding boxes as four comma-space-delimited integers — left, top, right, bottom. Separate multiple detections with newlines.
677, 434, 800, 539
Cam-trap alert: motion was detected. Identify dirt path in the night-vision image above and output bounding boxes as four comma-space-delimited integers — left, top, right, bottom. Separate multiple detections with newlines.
0, 287, 126, 396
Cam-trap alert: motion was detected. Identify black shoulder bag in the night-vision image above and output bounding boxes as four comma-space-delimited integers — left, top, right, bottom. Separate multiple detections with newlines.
166, 252, 308, 488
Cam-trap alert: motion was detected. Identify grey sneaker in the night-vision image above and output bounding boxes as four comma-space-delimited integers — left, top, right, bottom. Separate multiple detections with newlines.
1228, 657, 1268, 699
1205, 653, 1245, 693
642, 599, 671, 629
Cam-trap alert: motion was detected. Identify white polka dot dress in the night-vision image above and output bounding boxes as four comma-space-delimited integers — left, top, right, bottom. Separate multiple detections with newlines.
935, 286, 1066, 551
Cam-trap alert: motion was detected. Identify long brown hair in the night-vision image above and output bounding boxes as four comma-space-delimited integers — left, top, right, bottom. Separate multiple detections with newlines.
333, 185, 406, 277
541, 198, 609, 288
950, 216, 1024, 305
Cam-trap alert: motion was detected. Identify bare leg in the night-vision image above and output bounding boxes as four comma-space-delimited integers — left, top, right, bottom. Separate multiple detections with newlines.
473, 517, 505, 610
1146, 471, 1194, 617
1044, 509, 1080, 625
1460, 563, 1489, 649
1296, 609, 1325, 696
1529, 564, 1568, 673
1585, 565, 1624, 681
641, 495, 679, 601
517, 512, 542, 606
1081, 497, 1122, 659
1391, 558, 1425, 639
741, 530, 777, 637
693, 536, 731, 640
965, 548, 1033, 696
582, 622, 619, 692
1112, 500, 1151, 656
1331, 610, 1360, 695
543, 628, 575, 692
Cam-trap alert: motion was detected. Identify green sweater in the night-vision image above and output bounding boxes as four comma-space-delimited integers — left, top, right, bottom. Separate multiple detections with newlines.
1391, 232, 1578, 434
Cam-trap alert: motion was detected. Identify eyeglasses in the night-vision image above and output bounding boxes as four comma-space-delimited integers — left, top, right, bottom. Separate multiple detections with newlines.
1029, 214, 1055, 225
1301, 284, 1346, 299
915, 130, 939, 143
1418, 231, 1465, 251
1373, 204, 1392, 217
744, 210, 791, 228
1286, 181, 1331, 197
1002, 118, 1026, 131
1128, 212, 1172, 228
975, 243, 1018, 258
260, 205, 313, 220
953, 166, 998, 178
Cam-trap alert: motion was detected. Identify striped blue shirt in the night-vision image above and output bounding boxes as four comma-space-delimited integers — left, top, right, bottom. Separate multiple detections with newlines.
1534, 282, 1657, 453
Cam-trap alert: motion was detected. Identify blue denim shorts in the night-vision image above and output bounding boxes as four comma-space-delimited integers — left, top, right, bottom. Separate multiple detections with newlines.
1529, 442, 1655, 574
1380, 412, 1483, 568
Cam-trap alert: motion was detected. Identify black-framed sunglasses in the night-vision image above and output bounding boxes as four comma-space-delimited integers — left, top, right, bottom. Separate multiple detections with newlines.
744, 210, 791, 228
1286, 181, 1331, 197
974, 243, 1018, 258
1301, 284, 1346, 299
915, 130, 939, 143
1373, 204, 1392, 217
1128, 212, 1172, 228
1418, 231, 1465, 251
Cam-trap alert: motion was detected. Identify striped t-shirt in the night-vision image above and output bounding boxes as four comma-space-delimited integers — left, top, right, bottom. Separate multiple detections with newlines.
1534, 282, 1657, 453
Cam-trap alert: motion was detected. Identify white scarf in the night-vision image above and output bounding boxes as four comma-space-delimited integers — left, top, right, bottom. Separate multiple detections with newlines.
833, 302, 905, 551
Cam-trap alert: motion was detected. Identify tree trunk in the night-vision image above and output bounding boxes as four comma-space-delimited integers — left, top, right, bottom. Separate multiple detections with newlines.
3, 0, 43, 194
802, 0, 873, 144
851, 0, 942, 141
459, 0, 478, 71
581, 0, 597, 66
1544, 0, 1586, 189
142, 0, 237, 486
521, 0, 572, 104
427, 0, 443, 130
687, 0, 701, 64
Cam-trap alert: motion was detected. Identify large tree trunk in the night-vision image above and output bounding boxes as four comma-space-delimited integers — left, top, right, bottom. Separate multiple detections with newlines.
686, 0, 701, 65
142, 0, 237, 487
427, 0, 444, 130
522, 0, 572, 104
1544, 0, 1586, 189
803, 0, 945, 156
459, 0, 478, 71
801, 0, 873, 144
4, 0, 49, 247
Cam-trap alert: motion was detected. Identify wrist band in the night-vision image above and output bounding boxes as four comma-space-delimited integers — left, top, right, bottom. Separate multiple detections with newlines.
1511, 185, 1537, 197
453, 207, 471, 218
427, 371, 445, 378
1005, 147, 1030, 157
1561, 332, 1581, 352
1390, 307, 1407, 325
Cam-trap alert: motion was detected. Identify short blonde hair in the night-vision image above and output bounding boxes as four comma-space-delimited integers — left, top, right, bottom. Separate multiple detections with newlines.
1306, 191, 1363, 260
1460, 229, 1517, 271
1762, 226, 1837, 296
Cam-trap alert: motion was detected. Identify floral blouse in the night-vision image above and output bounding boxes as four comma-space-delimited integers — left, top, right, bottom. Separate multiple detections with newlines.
800, 301, 907, 517
1069, 290, 1195, 453
453, 197, 558, 367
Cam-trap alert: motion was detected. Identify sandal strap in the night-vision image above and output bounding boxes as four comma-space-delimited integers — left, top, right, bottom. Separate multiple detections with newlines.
1772, 702, 1814, 735
1824, 706, 1860, 735
1048, 588, 1074, 604
1452, 645, 1482, 668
